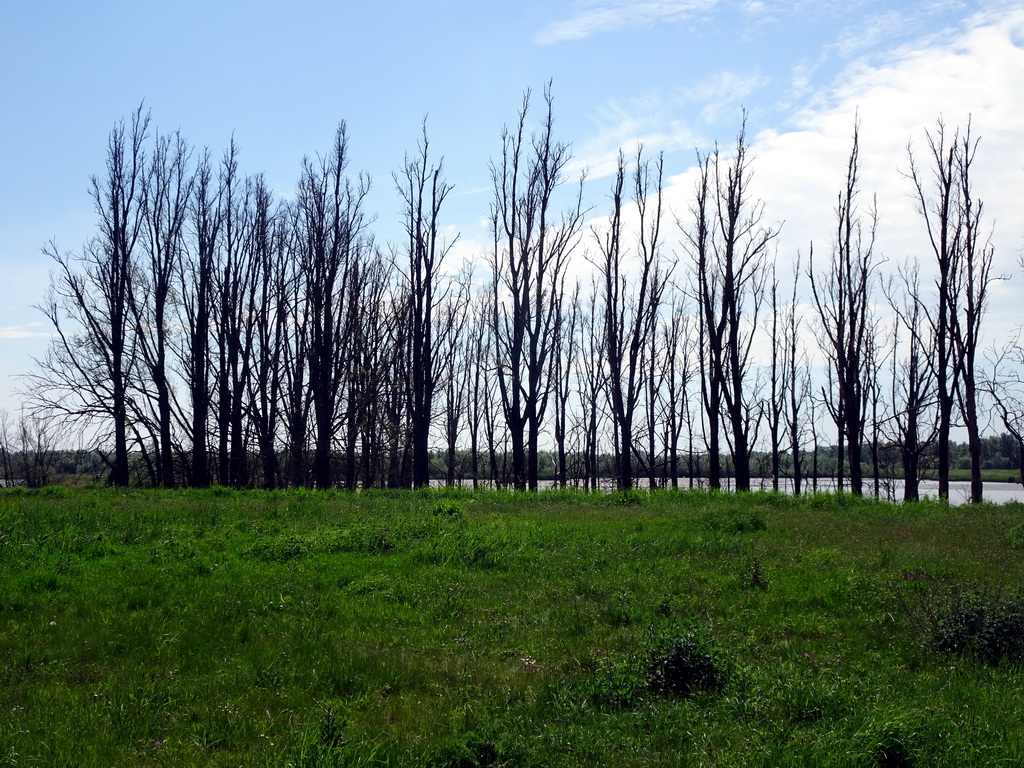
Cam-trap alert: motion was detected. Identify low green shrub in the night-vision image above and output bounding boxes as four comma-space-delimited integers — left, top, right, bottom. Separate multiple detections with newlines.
432, 500, 464, 519
902, 583, 1024, 665
645, 624, 727, 696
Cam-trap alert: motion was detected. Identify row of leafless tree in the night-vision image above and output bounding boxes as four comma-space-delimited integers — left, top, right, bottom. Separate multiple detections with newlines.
25, 91, 1015, 501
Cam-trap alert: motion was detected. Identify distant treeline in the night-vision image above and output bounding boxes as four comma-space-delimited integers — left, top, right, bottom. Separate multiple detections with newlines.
23, 90, 1024, 502
3, 419, 1022, 493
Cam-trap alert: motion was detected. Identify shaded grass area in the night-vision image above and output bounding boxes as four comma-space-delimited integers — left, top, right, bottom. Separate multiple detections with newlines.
0, 486, 1022, 766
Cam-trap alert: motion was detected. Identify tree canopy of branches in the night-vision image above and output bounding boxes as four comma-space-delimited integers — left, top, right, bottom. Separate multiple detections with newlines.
22, 98, 1016, 500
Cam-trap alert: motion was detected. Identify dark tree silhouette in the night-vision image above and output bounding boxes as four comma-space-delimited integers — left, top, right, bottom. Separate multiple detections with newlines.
395, 123, 455, 488
33, 106, 151, 486
488, 86, 584, 490
593, 148, 668, 490
809, 121, 878, 496
294, 123, 371, 489
704, 118, 776, 492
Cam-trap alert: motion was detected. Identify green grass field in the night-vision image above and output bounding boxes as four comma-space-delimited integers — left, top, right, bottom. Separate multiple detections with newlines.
1, 486, 1022, 766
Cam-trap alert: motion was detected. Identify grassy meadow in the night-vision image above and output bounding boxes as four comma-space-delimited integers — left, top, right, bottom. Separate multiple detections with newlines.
0, 486, 1022, 766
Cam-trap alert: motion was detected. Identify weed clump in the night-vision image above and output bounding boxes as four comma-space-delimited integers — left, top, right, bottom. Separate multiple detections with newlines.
743, 557, 769, 590
902, 583, 1024, 666
699, 508, 767, 534
429, 726, 516, 768
645, 626, 726, 695
568, 624, 728, 711
610, 489, 648, 507
432, 500, 465, 520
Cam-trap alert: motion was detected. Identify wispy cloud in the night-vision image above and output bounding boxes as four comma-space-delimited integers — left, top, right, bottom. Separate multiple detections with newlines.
0, 324, 50, 340
535, 0, 720, 45
832, 10, 910, 58
569, 70, 767, 180
568, 93, 703, 179
684, 70, 770, 123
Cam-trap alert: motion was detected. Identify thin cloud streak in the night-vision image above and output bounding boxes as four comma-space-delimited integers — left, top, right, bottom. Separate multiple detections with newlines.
569, 68, 767, 180
0, 325, 51, 340
535, 0, 720, 44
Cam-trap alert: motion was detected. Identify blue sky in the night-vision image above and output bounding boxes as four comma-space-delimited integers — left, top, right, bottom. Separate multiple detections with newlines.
2, 0, 1023, 414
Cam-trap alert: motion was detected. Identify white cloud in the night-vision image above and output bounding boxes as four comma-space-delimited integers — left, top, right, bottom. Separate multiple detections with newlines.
739, 6, 1024, 342
535, 0, 719, 45
569, 70, 767, 180
832, 10, 912, 58
568, 93, 703, 180
0, 324, 51, 340
685, 70, 770, 123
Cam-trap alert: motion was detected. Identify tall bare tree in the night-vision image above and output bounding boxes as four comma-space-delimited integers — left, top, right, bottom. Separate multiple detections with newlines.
782, 254, 809, 495
684, 153, 722, 488
907, 118, 999, 503
489, 86, 584, 490
593, 148, 668, 490
177, 150, 220, 487
951, 123, 998, 504
295, 123, 371, 488
701, 117, 776, 492
32, 106, 151, 485
396, 122, 456, 488
659, 289, 693, 488
884, 260, 936, 502
134, 129, 193, 487
905, 119, 961, 500
809, 121, 878, 496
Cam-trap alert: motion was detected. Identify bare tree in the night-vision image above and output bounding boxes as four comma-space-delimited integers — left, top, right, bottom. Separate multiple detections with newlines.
211, 143, 260, 487
987, 330, 1024, 487
783, 253, 809, 495
245, 183, 290, 489
134, 129, 193, 487
593, 148, 669, 489
907, 117, 1000, 503
884, 260, 936, 502
766, 265, 785, 491
684, 153, 722, 489
659, 289, 693, 488
552, 283, 580, 487
31, 106, 151, 486
395, 122, 456, 488
0, 409, 71, 488
703, 117, 776, 492
576, 282, 607, 490
436, 268, 473, 486
294, 123, 371, 488
465, 293, 492, 489
905, 119, 962, 500
809, 121, 878, 496
952, 124, 999, 504
489, 86, 585, 490
177, 150, 220, 487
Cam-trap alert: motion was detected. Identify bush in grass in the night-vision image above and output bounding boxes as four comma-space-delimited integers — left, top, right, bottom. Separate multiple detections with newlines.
568, 625, 728, 711
244, 534, 308, 562
698, 508, 767, 534
645, 624, 727, 696
600, 488, 647, 506
902, 583, 1024, 666
743, 556, 769, 591
428, 726, 518, 768
584, 653, 646, 709
1003, 521, 1024, 549
432, 500, 465, 520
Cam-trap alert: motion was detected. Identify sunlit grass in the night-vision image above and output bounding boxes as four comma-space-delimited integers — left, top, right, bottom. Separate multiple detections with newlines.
0, 486, 1022, 765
